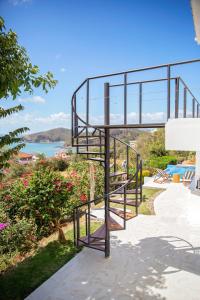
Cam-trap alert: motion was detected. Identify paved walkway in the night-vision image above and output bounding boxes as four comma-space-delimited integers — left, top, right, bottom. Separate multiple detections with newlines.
26, 184, 200, 300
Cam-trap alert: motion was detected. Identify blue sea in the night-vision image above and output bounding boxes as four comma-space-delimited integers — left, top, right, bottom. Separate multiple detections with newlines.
22, 142, 66, 157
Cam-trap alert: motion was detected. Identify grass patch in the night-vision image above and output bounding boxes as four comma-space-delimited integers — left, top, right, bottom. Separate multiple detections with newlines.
108, 187, 165, 216
0, 222, 100, 300
139, 187, 165, 215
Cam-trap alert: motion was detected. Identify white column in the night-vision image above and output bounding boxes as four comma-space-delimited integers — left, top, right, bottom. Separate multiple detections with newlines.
195, 151, 200, 189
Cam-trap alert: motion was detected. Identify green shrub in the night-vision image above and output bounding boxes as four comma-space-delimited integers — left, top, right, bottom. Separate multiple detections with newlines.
0, 203, 7, 223
1, 167, 75, 242
148, 155, 177, 170
142, 170, 151, 177
6, 162, 30, 179
25, 167, 74, 240
0, 218, 37, 254
51, 159, 69, 171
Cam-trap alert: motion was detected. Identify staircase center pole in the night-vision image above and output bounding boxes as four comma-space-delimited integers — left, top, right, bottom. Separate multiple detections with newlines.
104, 82, 110, 258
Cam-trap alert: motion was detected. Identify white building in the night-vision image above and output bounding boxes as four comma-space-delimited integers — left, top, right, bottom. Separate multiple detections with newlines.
191, 0, 200, 44
165, 118, 200, 190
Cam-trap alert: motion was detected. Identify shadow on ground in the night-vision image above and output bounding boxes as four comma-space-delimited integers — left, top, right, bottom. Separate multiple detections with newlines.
26, 235, 200, 300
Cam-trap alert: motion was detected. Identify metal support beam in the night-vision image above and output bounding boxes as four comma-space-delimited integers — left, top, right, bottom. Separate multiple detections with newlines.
104, 82, 110, 258
183, 87, 187, 118
86, 80, 89, 157
175, 77, 179, 118
139, 83, 142, 124
192, 98, 195, 118
167, 65, 171, 120
124, 73, 127, 124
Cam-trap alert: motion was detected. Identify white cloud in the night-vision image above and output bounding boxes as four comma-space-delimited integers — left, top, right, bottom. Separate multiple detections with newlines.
19, 96, 46, 104
0, 109, 168, 135
35, 112, 70, 124
60, 67, 66, 73
89, 111, 166, 125
0, 111, 71, 134
9, 0, 32, 5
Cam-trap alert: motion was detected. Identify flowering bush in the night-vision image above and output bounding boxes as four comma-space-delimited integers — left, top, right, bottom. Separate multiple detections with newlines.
1, 167, 75, 242
0, 223, 8, 231
67, 160, 104, 203
0, 218, 37, 254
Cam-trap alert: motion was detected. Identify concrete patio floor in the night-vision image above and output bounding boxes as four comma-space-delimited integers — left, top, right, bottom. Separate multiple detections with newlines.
26, 183, 200, 300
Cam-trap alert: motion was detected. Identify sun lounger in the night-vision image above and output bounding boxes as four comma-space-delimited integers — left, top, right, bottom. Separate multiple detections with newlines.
153, 169, 171, 184
182, 170, 195, 186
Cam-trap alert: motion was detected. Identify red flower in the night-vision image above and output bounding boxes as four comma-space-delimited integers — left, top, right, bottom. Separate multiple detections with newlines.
80, 194, 87, 202
23, 179, 29, 187
66, 182, 73, 191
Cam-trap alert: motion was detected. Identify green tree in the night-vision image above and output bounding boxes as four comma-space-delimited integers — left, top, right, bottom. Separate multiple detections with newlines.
0, 17, 57, 176
149, 129, 168, 157
136, 129, 168, 160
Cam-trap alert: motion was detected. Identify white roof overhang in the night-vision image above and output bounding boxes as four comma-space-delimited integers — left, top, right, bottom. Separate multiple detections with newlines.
165, 118, 200, 151
191, 0, 200, 44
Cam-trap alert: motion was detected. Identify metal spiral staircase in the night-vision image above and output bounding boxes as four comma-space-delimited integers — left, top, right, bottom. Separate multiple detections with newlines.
71, 58, 200, 257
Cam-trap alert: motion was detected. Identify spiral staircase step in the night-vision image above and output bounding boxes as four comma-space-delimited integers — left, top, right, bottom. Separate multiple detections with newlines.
109, 171, 127, 177
73, 144, 104, 147
113, 188, 141, 194
87, 157, 105, 162
110, 179, 135, 186
109, 207, 136, 220
109, 198, 140, 206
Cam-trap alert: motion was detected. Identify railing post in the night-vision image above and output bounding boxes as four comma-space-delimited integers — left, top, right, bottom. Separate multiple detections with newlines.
86, 80, 89, 157
192, 98, 195, 118
124, 73, 127, 125
167, 65, 171, 120
175, 77, 179, 118
85, 210, 88, 236
77, 209, 80, 246
114, 138, 116, 173
88, 201, 91, 244
126, 145, 129, 178
104, 82, 110, 258
72, 96, 74, 146
123, 186, 126, 229
135, 154, 139, 216
73, 209, 77, 246
183, 87, 187, 118
139, 83, 142, 124
140, 159, 143, 203
100, 130, 102, 158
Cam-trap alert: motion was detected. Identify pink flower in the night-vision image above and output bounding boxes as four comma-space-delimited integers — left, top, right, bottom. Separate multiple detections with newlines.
0, 223, 8, 231
23, 179, 29, 187
71, 171, 77, 177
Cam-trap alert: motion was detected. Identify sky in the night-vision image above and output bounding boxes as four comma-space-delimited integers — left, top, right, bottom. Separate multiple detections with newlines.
0, 0, 200, 133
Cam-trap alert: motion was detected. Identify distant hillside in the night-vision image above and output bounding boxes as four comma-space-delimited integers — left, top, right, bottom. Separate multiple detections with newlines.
24, 127, 144, 146
110, 128, 141, 142
24, 128, 71, 144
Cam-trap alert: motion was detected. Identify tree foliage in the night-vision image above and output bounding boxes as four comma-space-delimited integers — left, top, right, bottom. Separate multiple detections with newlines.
0, 17, 57, 176
136, 129, 168, 160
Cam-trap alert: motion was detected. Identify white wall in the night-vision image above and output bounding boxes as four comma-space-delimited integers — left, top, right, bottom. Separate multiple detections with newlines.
165, 118, 200, 151
165, 118, 200, 188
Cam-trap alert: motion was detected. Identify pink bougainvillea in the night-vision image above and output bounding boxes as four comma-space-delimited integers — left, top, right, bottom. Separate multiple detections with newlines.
22, 179, 29, 187
0, 223, 8, 231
